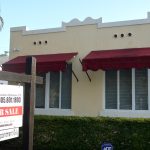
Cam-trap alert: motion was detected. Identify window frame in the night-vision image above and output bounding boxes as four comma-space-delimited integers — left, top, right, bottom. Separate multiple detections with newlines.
104, 68, 150, 111
44, 64, 72, 110
35, 73, 46, 108
49, 71, 62, 109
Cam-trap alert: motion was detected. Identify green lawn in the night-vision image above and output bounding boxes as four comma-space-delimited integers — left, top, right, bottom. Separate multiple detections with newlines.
1, 116, 150, 150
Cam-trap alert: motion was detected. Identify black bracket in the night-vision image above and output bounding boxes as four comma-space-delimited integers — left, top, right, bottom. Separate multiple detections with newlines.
72, 69, 79, 82
79, 58, 91, 82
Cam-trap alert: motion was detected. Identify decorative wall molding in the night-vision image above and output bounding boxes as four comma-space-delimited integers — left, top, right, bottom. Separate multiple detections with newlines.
98, 18, 150, 28
10, 26, 66, 35
10, 26, 26, 32
10, 12, 150, 35
62, 17, 102, 27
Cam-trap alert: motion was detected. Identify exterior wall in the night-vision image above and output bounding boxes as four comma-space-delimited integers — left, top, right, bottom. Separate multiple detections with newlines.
0, 55, 8, 84
9, 12, 150, 117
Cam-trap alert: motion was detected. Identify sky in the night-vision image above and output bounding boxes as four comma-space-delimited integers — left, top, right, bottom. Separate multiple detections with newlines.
0, 0, 150, 54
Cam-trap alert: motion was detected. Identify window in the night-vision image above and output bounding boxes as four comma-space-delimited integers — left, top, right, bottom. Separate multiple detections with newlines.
119, 69, 132, 110
105, 69, 149, 110
49, 72, 60, 108
105, 70, 117, 109
35, 74, 45, 108
49, 64, 72, 109
135, 69, 148, 110
61, 64, 72, 109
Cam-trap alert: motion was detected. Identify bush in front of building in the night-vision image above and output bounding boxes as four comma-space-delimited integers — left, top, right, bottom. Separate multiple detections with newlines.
1, 116, 150, 150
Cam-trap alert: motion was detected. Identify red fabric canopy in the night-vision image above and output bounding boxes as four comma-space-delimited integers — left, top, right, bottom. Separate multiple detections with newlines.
82, 47, 150, 71
2, 52, 77, 73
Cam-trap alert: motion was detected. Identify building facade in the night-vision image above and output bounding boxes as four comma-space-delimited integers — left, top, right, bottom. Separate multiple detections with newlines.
0, 54, 8, 84
3, 12, 150, 117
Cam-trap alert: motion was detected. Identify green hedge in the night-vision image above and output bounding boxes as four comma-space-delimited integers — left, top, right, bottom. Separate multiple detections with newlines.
1, 116, 150, 150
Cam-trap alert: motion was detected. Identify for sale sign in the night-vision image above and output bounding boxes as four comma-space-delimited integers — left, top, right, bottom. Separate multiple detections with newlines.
0, 85, 23, 131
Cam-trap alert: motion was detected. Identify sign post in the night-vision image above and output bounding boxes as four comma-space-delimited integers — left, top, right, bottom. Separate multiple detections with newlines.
23, 57, 36, 150
0, 56, 43, 150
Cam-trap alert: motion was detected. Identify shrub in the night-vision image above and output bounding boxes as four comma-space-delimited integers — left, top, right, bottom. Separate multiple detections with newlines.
1, 116, 150, 150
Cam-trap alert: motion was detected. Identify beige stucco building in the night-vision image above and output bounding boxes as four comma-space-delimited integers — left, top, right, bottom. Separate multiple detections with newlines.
3, 12, 150, 117
0, 54, 8, 84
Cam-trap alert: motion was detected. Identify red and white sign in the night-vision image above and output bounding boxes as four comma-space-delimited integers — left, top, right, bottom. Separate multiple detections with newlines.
0, 85, 23, 130
0, 106, 23, 117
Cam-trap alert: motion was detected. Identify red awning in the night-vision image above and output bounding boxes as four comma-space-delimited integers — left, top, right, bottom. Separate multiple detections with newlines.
82, 47, 150, 71
2, 52, 77, 73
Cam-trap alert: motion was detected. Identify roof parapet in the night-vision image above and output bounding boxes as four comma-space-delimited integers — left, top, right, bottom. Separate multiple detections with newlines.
10, 12, 150, 35
62, 17, 102, 27
99, 12, 150, 28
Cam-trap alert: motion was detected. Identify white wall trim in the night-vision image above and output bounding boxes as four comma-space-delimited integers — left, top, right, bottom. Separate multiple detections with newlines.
59, 71, 62, 108
35, 108, 74, 116
10, 12, 150, 35
45, 72, 50, 109
23, 27, 66, 35
148, 69, 150, 110
117, 70, 120, 110
10, 26, 26, 32
102, 71, 105, 111
132, 68, 135, 110
98, 18, 150, 28
100, 110, 150, 118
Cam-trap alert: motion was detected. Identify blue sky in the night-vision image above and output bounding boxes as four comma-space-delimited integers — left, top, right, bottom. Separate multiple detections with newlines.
0, 0, 150, 54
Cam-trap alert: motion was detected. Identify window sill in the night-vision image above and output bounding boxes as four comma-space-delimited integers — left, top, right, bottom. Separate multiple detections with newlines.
100, 109, 150, 118
35, 108, 74, 116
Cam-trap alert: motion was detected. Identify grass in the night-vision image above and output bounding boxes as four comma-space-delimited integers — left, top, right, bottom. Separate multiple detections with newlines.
0, 116, 150, 150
